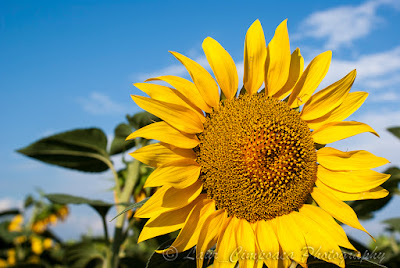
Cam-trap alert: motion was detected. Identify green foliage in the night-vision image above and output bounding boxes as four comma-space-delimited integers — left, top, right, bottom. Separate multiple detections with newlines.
0, 209, 20, 218
24, 195, 35, 209
109, 123, 136, 156
17, 128, 110, 172
388, 126, 400, 139
64, 240, 108, 268
45, 193, 113, 218
110, 198, 148, 222
0, 221, 23, 244
45, 194, 111, 207
146, 240, 205, 268
126, 111, 161, 130
383, 217, 400, 233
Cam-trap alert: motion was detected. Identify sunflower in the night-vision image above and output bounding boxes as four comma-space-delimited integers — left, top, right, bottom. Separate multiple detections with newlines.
128, 20, 390, 268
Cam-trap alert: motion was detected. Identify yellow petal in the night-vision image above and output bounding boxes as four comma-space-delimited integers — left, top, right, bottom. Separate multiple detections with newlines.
126, 121, 199, 149
203, 37, 238, 100
292, 211, 345, 267
130, 142, 195, 168
317, 165, 390, 193
317, 147, 389, 170
197, 210, 226, 268
236, 219, 256, 268
243, 20, 267, 95
312, 121, 379, 144
287, 51, 332, 108
255, 220, 280, 268
253, 243, 264, 268
301, 70, 356, 121
311, 187, 370, 236
134, 184, 204, 218
137, 200, 197, 243
146, 75, 212, 113
265, 20, 291, 97
131, 95, 203, 134
158, 199, 215, 253
273, 48, 304, 100
300, 204, 357, 251
316, 180, 389, 201
306, 91, 368, 129
276, 213, 308, 267
134, 83, 205, 122
170, 51, 220, 108
144, 159, 201, 189
215, 216, 239, 268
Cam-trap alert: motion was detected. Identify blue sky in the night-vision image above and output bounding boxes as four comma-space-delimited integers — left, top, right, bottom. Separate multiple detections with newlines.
1, 0, 400, 241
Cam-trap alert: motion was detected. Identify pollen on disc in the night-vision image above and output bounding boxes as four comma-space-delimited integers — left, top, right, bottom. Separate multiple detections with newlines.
195, 93, 317, 222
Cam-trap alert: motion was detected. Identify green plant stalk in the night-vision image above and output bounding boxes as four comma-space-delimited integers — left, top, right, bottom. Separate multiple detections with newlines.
102, 214, 110, 245
111, 159, 141, 268
104, 158, 121, 199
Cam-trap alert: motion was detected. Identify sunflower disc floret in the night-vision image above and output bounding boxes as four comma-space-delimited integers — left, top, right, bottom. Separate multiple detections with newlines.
197, 93, 317, 222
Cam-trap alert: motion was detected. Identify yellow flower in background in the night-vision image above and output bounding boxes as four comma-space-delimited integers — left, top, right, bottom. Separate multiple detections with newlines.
57, 205, 69, 221
0, 258, 7, 268
31, 205, 69, 234
129, 19, 390, 268
31, 236, 43, 255
8, 214, 23, 232
43, 238, 53, 250
14, 235, 27, 245
49, 214, 58, 225
27, 255, 40, 264
7, 249, 16, 266
32, 220, 47, 234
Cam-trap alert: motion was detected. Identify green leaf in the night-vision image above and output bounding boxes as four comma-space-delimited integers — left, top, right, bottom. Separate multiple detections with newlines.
119, 257, 148, 268
65, 241, 107, 268
17, 128, 110, 172
109, 123, 136, 155
146, 239, 205, 268
45, 193, 113, 218
0, 221, 25, 243
387, 126, 400, 139
45, 193, 111, 206
24, 195, 35, 208
127, 111, 161, 130
0, 209, 20, 217
383, 217, 400, 233
110, 198, 149, 222
350, 167, 400, 220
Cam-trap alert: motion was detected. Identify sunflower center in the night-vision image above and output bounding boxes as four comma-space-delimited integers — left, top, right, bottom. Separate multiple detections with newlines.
196, 93, 317, 222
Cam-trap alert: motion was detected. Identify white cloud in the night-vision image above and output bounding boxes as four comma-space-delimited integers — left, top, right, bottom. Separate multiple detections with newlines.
320, 46, 400, 90
298, 0, 399, 50
0, 198, 22, 211
332, 109, 400, 170
77, 92, 127, 115
370, 91, 400, 102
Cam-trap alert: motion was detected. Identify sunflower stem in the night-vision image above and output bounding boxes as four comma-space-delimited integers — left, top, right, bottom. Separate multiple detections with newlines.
111, 158, 141, 268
